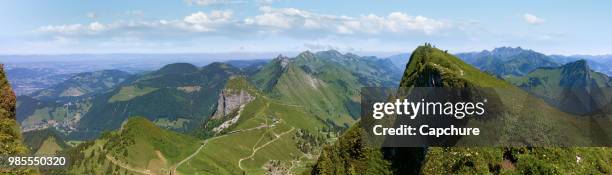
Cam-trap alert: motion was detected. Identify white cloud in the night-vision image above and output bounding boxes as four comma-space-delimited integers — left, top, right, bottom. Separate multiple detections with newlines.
39, 21, 110, 34
40, 10, 234, 34
89, 22, 106, 31
37, 7, 451, 45
245, 6, 450, 35
183, 10, 234, 31
523, 13, 544, 25
185, 0, 245, 6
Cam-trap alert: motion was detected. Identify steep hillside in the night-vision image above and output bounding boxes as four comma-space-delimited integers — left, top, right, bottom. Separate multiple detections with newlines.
456, 47, 560, 77
251, 50, 401, 127
75, 62, 241, 139
250, 55, 290, 92
30, 70, 131, 101
314, 45, 612, 174
507, 60, 612, 114
0, 64, 36, 174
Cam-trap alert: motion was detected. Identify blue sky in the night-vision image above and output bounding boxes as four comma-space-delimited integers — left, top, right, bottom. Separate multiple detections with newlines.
1, 0, 610, 55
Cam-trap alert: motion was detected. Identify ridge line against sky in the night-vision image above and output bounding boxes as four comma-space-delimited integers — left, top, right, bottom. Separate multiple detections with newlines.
0, 0, 610, 55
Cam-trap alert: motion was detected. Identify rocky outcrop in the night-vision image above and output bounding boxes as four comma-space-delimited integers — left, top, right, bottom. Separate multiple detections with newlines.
210, 88, 255, 133
212, 89, 255, 119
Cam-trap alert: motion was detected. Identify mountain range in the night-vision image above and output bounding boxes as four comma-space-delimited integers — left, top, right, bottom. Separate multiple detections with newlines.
7, 46, 612, 174
506, 59, 612, 115
387, 47, 612, 78
11, 50, 401, 174
313, 45, 612, 174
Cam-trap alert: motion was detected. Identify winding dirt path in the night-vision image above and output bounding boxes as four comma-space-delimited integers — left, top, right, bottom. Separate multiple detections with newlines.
170, 122, 274, 175
106, 154, 152, 175
238, 127, 295, 172
170, 141, 207, 175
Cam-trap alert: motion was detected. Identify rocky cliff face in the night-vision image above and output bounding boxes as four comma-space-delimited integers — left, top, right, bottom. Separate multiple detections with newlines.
212, 89, 255, 119
210, 88, 255, 133
560, 60, 591, 88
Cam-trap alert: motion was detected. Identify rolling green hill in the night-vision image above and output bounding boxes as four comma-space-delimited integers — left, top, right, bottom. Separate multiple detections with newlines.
457, 47, 560, 77
506, 60, 612, 114
313, 44, 612, 174
62, 117, 201, 175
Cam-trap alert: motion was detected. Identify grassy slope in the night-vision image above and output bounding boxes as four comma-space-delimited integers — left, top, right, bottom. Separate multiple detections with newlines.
67, 117, 200, 175
23, 128, 70, 155
178, 77, 328, 174
35, 137, 64, 155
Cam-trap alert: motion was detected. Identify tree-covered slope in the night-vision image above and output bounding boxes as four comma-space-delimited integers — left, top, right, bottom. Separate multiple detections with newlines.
0, 64, 37, 174
75, 62, 241, 139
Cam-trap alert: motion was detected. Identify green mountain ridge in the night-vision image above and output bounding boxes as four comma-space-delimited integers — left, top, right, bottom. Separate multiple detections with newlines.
251, 50, 401, 128
75, 62, 241, 139
506, 59, 612, 115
